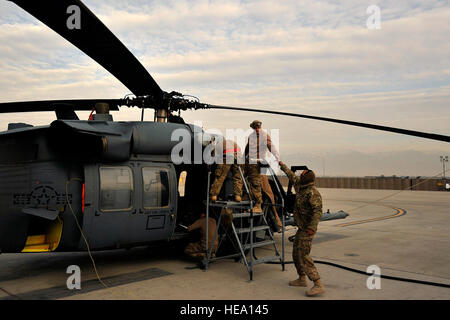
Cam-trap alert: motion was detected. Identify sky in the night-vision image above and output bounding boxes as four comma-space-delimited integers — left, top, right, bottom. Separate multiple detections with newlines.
0, 0, 449, 176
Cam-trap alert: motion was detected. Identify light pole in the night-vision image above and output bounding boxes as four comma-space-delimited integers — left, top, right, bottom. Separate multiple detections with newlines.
440, 156, 448, 187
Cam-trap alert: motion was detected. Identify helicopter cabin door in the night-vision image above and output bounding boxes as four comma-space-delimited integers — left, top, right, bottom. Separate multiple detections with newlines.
136, 162, 177, 242
82, 162, 177, 250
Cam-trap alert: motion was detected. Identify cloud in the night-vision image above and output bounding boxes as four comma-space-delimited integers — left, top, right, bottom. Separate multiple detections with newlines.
0, 0, 449, 176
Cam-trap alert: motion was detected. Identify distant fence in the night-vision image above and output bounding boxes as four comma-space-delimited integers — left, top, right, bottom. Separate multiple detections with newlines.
277, 176, 447, 191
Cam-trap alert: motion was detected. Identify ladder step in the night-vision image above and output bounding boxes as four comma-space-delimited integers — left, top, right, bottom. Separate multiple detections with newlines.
243, 240, 274, 250
251, 255, 281, 265
208, 253, 241, 262
206, 200, 253, 209
233, 212, 264, 219
236, 225, 269, 234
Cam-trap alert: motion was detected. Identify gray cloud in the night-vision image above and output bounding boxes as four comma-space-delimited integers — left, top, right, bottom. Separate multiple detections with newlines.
0, 0, 449, 176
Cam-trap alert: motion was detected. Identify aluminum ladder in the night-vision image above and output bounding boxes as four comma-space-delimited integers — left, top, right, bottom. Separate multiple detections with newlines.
204, 162, 285, 280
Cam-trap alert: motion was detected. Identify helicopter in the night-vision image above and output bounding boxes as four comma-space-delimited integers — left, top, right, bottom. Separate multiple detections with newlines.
0, 0, 449, 255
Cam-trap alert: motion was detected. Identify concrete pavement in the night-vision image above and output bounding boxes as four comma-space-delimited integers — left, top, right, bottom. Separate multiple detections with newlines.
0, 188, 449, 300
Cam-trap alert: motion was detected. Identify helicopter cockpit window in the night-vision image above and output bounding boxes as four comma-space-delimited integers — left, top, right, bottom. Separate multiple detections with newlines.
99, 166, 133, 211
142, 168, 170, 208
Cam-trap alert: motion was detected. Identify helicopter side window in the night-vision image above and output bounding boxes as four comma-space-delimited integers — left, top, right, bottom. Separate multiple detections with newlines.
142, 167, 170, 208
178, 171, 187, 197
99, 166, 133, 211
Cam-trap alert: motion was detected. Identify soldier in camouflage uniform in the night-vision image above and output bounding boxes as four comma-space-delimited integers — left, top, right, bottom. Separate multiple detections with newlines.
184, 213, 218, 260
210, 138, 243, 202
279, 161, 324, 297
261, 174, 283, 229
243, 162, 262, 212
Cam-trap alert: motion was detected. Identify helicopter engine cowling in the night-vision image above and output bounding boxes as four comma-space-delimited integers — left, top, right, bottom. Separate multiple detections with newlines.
49, 120, 204, 163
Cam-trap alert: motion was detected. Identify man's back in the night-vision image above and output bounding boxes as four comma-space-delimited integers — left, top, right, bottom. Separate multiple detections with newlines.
188, 217, 218, 249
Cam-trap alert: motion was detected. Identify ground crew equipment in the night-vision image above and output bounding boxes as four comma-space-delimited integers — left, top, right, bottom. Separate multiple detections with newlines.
203, 162, 286, 280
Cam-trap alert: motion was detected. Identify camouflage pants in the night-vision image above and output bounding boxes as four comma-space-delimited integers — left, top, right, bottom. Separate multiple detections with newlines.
220, 207, 233, 227
184, 241, 217, 259
245, 163, 262, 206
210, 163, 243, 197
261, 175, 282, 227
184, 242, 205, 259
292, 229, 320, 281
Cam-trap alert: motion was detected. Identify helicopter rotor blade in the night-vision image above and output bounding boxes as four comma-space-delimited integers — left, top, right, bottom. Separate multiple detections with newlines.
10, 0, 163, 99
208, 105, 450, 143
0, 99, 122, 113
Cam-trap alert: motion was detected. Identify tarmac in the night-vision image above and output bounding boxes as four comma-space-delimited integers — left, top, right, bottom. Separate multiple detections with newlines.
0, 188, 449, 300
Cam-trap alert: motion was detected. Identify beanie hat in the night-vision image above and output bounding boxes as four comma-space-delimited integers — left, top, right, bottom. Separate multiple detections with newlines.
301, 170, 315, 186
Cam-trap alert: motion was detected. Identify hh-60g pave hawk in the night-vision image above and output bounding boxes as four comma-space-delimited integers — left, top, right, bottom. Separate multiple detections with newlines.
0, 0, 449, 266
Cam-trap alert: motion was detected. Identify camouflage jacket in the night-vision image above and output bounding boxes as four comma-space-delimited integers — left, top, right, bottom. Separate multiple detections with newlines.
280, 164, 323, 233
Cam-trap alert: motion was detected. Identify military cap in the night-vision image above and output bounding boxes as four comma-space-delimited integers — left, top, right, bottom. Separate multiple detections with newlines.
250, 120, 262, 129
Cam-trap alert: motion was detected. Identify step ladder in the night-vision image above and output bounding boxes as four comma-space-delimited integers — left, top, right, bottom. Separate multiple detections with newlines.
204, 162, 285, 280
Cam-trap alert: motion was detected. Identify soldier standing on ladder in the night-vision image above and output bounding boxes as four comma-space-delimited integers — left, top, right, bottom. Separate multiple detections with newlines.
209, 136, 244, 203
244, 120, 280, 213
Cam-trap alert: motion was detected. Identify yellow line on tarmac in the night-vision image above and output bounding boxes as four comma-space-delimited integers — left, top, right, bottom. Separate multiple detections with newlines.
336, 207, 406, 227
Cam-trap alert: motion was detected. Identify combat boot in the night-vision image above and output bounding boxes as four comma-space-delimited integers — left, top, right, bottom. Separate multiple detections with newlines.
235, 195, 242, 202
210, 195, 217, 202
253, 203, 262, 213
306, 279, 325, 297
289, 275, 307, 287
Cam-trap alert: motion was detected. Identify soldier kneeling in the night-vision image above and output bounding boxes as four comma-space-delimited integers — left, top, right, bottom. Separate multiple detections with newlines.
184, 213, 218, 261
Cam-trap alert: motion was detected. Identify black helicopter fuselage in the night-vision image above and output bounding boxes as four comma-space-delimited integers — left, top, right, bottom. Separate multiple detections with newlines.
0, 118, 208, 253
